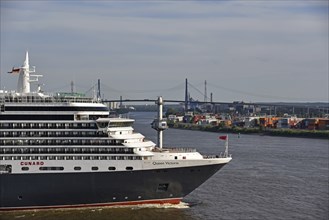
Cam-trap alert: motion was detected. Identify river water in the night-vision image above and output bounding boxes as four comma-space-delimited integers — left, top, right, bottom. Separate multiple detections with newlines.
1, 112, 328, 220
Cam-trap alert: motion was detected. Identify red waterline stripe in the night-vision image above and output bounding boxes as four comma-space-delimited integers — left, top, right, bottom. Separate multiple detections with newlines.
0, 198, 182, 212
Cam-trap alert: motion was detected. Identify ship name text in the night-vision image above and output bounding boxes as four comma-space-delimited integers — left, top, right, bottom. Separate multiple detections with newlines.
20, 161, 45, 166
152, 161, 179, 165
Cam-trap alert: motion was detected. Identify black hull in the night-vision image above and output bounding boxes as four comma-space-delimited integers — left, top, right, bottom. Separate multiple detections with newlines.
0, 163, 226, 210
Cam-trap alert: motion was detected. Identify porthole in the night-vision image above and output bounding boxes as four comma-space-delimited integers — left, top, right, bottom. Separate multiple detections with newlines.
92, 167, 99, 171
108, 167, 116, 171
21, 167, 29, 171
126, 166, 133, 171
74, 167, 81, 171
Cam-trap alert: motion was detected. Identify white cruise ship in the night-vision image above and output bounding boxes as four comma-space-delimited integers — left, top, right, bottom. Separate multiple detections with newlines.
0, 52, 232, 210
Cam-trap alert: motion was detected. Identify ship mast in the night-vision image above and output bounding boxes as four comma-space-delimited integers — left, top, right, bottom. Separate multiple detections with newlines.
152, 96, 168, 148
16, 51, 42, 93
17, 51, 31, 93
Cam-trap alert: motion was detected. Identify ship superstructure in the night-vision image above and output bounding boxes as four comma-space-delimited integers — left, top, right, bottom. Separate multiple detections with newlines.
0, 52, 231, 210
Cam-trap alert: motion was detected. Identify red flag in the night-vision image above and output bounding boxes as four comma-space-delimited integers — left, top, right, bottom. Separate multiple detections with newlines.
8, 67, 20, 74
219, 135, 227, 140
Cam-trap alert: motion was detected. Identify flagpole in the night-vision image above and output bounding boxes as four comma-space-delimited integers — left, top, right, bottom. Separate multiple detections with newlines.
219, 135, 229, 158
224, 135, 229, 157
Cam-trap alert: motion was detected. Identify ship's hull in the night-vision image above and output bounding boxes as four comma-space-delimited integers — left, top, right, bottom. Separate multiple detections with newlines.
0, 163, 226, 210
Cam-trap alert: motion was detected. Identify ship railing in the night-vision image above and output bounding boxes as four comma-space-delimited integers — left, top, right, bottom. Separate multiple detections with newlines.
203, 152, 232, 159
153, 147, 197, 153
0, 92, 100, 104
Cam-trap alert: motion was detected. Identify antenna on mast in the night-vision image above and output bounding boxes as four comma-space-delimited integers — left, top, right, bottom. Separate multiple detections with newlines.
204, 80, 207, 102
71, 81, 74, 94
97, 79, 101, 100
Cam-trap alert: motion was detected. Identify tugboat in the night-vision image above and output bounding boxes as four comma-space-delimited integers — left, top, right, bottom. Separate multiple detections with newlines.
0, 52, 232, 210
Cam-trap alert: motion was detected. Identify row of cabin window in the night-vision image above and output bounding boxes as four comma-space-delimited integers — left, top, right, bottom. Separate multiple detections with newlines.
0, 147, 134, 154
0, 155, 142, 160
0, 131, 107, 138
0, 139, 123, 146
0, 123, 97, 129
1, 95, 50, 102
21, 166, 133, 171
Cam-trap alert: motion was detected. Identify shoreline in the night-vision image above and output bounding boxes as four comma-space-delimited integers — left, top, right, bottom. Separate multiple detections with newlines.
168, 122, 329, 139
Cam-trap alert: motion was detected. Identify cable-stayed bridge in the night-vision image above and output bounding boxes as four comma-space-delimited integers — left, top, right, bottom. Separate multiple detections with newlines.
51, 78, 329, 115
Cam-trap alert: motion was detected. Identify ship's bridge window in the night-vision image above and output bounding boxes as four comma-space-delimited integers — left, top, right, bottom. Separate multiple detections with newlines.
108, 122, 134, 127
80, 115, 89, 120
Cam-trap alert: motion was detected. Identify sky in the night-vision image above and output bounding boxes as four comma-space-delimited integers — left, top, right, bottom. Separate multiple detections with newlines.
0, 0, 328, 102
